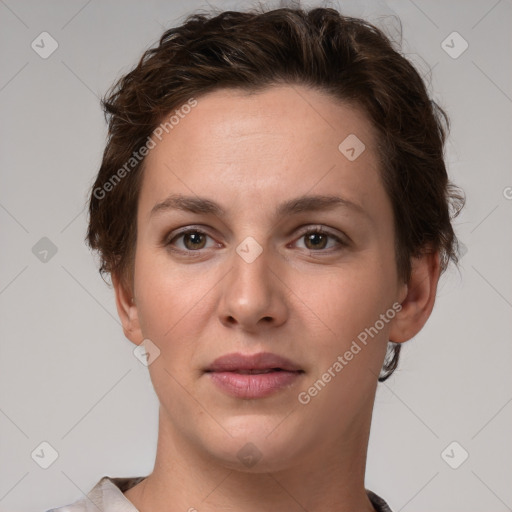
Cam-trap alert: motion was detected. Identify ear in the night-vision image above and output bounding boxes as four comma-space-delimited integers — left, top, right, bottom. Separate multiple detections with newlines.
389, 250, 441, 343
112, 272, 143, 346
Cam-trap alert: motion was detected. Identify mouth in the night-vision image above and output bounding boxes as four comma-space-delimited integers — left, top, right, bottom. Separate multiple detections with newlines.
204, 351, 303, 373
223, 368, 290, 374
204, 352, 304, 399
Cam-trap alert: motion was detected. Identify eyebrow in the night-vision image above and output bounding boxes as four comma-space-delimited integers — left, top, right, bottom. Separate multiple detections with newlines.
150, 193, 368, 219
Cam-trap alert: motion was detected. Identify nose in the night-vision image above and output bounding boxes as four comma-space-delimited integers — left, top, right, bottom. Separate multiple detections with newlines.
217, 240, 288, 333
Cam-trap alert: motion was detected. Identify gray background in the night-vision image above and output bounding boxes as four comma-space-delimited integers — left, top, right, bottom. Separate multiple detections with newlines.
0, 0, 511, 511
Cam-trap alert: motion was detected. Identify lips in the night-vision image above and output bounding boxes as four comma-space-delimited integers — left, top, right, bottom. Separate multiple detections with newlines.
204, 352, 303, 373
205, 352, 304, 399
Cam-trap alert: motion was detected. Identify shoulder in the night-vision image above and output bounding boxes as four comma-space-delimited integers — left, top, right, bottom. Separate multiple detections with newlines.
45, 476, 145, 512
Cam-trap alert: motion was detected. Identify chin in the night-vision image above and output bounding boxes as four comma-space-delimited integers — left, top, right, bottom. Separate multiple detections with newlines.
201, 416, 306, 473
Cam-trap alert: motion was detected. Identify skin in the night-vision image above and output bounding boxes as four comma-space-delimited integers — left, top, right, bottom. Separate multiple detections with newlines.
113, 84, 441, 512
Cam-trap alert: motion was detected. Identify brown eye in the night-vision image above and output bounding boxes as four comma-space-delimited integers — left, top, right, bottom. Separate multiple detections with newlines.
182, 231, 207, 250
295, 227, 346, 252
303, 232, 329, 250
167, 229, 215, 252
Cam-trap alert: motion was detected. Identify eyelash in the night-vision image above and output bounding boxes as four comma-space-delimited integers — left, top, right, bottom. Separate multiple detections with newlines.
164, 226, 347, 255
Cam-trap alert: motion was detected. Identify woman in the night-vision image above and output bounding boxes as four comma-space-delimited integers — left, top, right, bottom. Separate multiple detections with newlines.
49, 5, 464, 512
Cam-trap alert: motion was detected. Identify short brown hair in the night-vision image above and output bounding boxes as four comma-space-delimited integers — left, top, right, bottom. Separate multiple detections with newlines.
86, 6, 465, 381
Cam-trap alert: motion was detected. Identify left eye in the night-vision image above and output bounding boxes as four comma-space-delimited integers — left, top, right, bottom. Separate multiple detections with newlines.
294, 229, 344, 251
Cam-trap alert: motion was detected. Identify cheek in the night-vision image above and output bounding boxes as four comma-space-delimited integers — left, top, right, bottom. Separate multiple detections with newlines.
133, 248, 179, 337
133, 247, 217, 353
294, 258, 394, 340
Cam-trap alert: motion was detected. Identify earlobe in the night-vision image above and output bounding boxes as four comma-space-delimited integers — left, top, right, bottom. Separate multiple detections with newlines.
389, 250, 441, 344
112, 272, 143, 345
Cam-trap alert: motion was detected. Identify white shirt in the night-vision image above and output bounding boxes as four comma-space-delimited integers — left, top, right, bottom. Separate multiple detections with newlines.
46, 476, 394, 512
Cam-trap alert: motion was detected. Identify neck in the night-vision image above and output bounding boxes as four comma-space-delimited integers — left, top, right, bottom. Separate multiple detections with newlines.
125, 406, 377, 512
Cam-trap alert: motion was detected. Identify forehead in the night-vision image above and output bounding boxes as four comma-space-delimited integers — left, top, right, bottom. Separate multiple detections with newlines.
138, 85, 386, 222
148, 85, 378, 156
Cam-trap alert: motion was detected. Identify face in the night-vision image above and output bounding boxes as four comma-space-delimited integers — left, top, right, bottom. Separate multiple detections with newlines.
117, 85, 411, 471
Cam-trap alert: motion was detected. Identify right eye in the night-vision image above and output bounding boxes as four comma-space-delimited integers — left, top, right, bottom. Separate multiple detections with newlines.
166, 228, 219, 253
